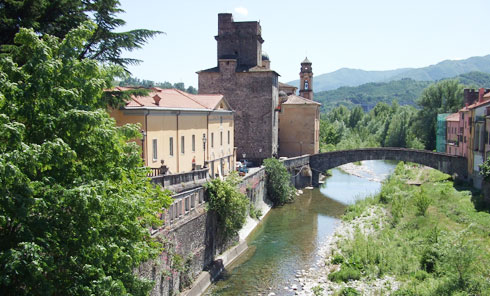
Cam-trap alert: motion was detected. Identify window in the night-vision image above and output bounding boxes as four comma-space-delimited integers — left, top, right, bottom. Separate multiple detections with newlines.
227, 130, 230, 144
152, 139, 158, 161
304, 80, 309, 90
211, 133, 214, 148
192, 135, 195, 152
181, 136, 185, 154
220, 131, 223, 146
464, 136, 467, 143
169, 137, 174, 156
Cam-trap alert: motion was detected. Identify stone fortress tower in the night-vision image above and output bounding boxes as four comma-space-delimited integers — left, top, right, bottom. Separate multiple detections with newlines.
198, 13, 280, 164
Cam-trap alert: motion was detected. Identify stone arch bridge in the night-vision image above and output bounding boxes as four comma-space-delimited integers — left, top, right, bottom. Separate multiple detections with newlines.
309, 148, 468, 186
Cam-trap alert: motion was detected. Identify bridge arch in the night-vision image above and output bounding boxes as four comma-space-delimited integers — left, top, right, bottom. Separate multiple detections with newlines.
309, 148, 468, 186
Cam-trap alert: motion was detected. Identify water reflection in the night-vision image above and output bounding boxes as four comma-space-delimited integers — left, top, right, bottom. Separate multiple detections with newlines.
206, 160, 396, 295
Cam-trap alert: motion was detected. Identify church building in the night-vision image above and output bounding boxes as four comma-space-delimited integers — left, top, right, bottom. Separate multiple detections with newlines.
278, 58, 321, 157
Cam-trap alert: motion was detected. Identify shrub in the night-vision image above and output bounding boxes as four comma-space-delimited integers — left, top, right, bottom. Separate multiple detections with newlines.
249, 204, 262, 219
338, 287, 361, 296
414, 189, 431, 216
205, 173, 249, 238
263, 158, 295, 206
391, 194, 404, 225
332, 253, 345, 264
328, 266, 361, 282
312, 285, 324, 296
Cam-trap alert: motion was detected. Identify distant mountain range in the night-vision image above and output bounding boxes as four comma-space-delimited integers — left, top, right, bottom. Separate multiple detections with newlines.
315, 71, 490, 112
287, 55, 490, 92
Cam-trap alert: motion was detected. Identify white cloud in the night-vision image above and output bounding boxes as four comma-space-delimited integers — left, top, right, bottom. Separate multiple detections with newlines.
234, 6, 248, 16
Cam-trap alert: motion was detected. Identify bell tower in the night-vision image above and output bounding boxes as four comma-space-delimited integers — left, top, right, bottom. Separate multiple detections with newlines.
299, 57, 313, 100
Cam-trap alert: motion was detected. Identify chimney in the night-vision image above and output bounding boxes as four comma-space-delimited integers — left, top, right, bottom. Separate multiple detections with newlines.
479, 88, 485, 103
153, 94, 162, 106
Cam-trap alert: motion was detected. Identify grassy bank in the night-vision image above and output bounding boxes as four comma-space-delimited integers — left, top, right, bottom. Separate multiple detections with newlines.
333, 163, 490, 295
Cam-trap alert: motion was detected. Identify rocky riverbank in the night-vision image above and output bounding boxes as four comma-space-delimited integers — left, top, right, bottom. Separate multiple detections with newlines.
338, 162, 388, 183
291, 161, 398, 295
294, 205, 399, 295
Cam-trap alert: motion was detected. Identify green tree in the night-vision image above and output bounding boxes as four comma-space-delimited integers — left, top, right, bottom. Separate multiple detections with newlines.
263, 158, 295, 206
0, 0, 161, 69
348, 105, 364, 128
204, 173, 248, 238
319, 119, 342, 146
0, 25, 171, 295
413, 79, 464, 150
186, 85, 197, 94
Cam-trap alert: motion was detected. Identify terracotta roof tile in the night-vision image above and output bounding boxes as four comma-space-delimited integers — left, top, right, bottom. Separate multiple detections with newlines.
283, 95, 321, 105
110, 87, 230, 111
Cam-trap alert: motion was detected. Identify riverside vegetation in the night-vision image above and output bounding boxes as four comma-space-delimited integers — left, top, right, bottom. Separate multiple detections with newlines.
205, 158, 295, 239
319, 79, 468, 151
317, 163, 490, 295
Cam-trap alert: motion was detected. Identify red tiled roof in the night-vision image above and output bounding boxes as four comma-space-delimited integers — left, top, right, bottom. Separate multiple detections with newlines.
282, 95, 321, 105
467, 98, 490, 110
279, 82, 297, 89
112, 87, 228, 111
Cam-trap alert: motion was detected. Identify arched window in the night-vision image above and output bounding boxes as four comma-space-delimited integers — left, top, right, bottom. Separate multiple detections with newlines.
304, 80, 309, 90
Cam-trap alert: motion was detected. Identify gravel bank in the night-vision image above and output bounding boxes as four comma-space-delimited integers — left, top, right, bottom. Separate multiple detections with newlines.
293, 205, 399, 295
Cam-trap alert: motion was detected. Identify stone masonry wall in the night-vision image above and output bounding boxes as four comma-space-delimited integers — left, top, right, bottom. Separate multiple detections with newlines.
310, 148, 468, 186
137, 189, 237, 296
139, 155, 310, 296
199, 70, 279, 163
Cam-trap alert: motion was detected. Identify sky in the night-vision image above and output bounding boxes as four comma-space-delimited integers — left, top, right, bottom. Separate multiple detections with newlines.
119, 0, 490, 88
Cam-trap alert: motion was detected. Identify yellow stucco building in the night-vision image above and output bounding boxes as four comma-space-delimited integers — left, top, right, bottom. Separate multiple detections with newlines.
278, 58, 321, 157
109, 87, 235, 177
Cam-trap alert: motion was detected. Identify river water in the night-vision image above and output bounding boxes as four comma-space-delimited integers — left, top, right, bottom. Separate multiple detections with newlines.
205, 160, 397, 295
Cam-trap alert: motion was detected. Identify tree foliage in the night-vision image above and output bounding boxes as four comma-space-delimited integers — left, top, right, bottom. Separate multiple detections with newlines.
0, 0, 162, 69
319, 101, 422, 152
119, 76, 198, 94
0, 25, 171, 295
263, 158, 295, 206
204, 173, 248, 238
413, 79, 464, 150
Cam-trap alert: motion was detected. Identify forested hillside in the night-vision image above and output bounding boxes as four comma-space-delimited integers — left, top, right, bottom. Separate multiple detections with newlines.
315, 72, 490, 112
288, 55, 490, 92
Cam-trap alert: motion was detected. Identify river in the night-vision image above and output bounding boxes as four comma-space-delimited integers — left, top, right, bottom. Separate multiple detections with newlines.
205, 160, 397, 295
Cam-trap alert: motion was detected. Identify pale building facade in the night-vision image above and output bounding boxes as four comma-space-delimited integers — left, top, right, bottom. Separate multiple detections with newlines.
110, 87, 235, 177
446, 112, 461, 156
278, 58, 321, 157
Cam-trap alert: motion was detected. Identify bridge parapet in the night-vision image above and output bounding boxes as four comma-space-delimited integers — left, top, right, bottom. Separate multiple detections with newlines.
310, 148, 468, 186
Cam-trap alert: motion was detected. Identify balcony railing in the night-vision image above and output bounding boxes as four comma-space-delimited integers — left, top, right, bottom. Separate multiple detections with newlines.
150, 168, 209, 188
